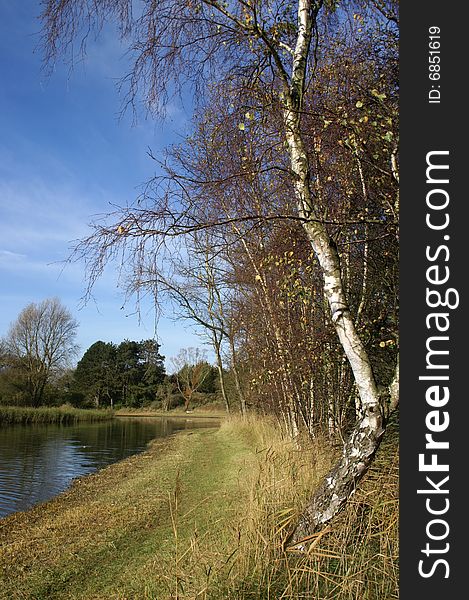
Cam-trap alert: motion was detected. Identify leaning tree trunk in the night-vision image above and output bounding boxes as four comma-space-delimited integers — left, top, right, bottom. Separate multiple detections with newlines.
284, 205, 387, 548
286, 413, 384, 549
281, 0, 396, 548
286, 361, 399, 549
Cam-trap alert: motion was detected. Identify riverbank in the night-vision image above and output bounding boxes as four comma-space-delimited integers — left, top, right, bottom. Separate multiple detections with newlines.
115, 406, 226, 419
0, 416, 398, 599
0, 406, 114, 426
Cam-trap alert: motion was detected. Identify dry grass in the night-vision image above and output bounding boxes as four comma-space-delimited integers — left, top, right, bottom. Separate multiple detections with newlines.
206, 417, 398, 599
0, 415, 398, 599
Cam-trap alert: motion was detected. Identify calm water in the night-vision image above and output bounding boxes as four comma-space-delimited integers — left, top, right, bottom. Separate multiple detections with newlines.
0, 416, 217, 519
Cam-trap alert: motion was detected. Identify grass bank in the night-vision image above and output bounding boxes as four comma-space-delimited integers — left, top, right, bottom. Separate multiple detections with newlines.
0, 416, 398, 599
0, 405, 114, 426
115, 406, 227, 419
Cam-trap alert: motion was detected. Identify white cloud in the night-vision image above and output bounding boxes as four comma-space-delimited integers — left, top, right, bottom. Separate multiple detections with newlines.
0, 249, 27, 261
0, 178, 105, 253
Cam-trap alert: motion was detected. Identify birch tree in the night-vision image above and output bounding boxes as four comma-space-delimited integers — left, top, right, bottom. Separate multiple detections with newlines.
40, 0, 399, 547
143, 231, 234, 414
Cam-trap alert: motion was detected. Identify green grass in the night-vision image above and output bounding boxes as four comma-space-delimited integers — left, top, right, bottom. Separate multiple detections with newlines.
0, 405, 114, 425
0, 415, 398, 599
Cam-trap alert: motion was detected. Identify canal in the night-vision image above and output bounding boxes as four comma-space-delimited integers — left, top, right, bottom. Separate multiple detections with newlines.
0, 416, 217, 519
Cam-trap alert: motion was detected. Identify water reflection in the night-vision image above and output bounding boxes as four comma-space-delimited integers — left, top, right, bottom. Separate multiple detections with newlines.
0, 417, 217, 519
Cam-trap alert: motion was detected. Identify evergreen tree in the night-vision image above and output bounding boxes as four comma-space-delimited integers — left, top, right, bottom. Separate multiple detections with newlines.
74, 341, 118, 407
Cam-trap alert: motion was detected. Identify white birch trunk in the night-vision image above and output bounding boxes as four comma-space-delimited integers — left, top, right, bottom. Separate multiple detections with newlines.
283, 0, 392, 548
308, 376, 316, 437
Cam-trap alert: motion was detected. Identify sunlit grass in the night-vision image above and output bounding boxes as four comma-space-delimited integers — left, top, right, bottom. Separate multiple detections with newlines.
0, 414, 398, 599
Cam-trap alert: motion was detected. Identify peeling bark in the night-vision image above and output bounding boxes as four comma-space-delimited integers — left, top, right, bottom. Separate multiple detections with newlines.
282, 0, 394, 547
286, 407, 385, 550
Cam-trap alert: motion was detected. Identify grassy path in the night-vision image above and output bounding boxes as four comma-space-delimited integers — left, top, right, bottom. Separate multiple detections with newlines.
0, 427, 255, 600
0, 419, 399, 600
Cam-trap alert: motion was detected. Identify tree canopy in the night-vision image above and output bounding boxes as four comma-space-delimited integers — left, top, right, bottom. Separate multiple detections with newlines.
0, 298, 79, 406
73, 339, 165, 407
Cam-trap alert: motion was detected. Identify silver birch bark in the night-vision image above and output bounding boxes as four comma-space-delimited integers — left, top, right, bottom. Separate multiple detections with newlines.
281, 0, 396, 548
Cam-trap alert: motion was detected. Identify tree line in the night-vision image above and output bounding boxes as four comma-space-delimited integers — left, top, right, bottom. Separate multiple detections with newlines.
0, 298, 220, 410
72, 340, 219, 410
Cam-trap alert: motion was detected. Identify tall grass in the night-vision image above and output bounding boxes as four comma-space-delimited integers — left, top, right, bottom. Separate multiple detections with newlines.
0, 405, 114, 426
0, 413, 397, 599
230, 417, 397, 599
166, 415, 399, 599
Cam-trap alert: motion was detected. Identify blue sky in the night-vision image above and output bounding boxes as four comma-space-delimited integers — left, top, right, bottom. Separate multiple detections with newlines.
0, 0, 205, 367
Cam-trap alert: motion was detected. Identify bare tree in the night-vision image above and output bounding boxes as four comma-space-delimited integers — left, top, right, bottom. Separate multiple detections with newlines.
147, 235, 233, 414
3, 298, 79, 406
170, 347, 211, 411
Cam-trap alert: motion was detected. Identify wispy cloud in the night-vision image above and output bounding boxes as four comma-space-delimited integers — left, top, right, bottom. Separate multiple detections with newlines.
0, 2, 205, 362
0, 249, 27, 261
0, 178, 107, 248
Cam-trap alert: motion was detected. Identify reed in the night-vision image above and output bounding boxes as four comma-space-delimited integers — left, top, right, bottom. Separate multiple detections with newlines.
208, 416, 399, 599
0, 405, 114, 426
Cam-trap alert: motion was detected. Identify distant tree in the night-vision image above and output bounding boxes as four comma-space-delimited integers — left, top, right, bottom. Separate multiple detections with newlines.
115, 339, 165, 406
2, 298, 79, 407
171, 348, 211, 411
0, 341, 24, 405
74, 339, 165, 407
115, 340, 144, 405
54, 368, 83, 407
139, 339, 166, 400
196, 363, 218, 395
154, 376, 177, 411
74, 341, 118, 407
